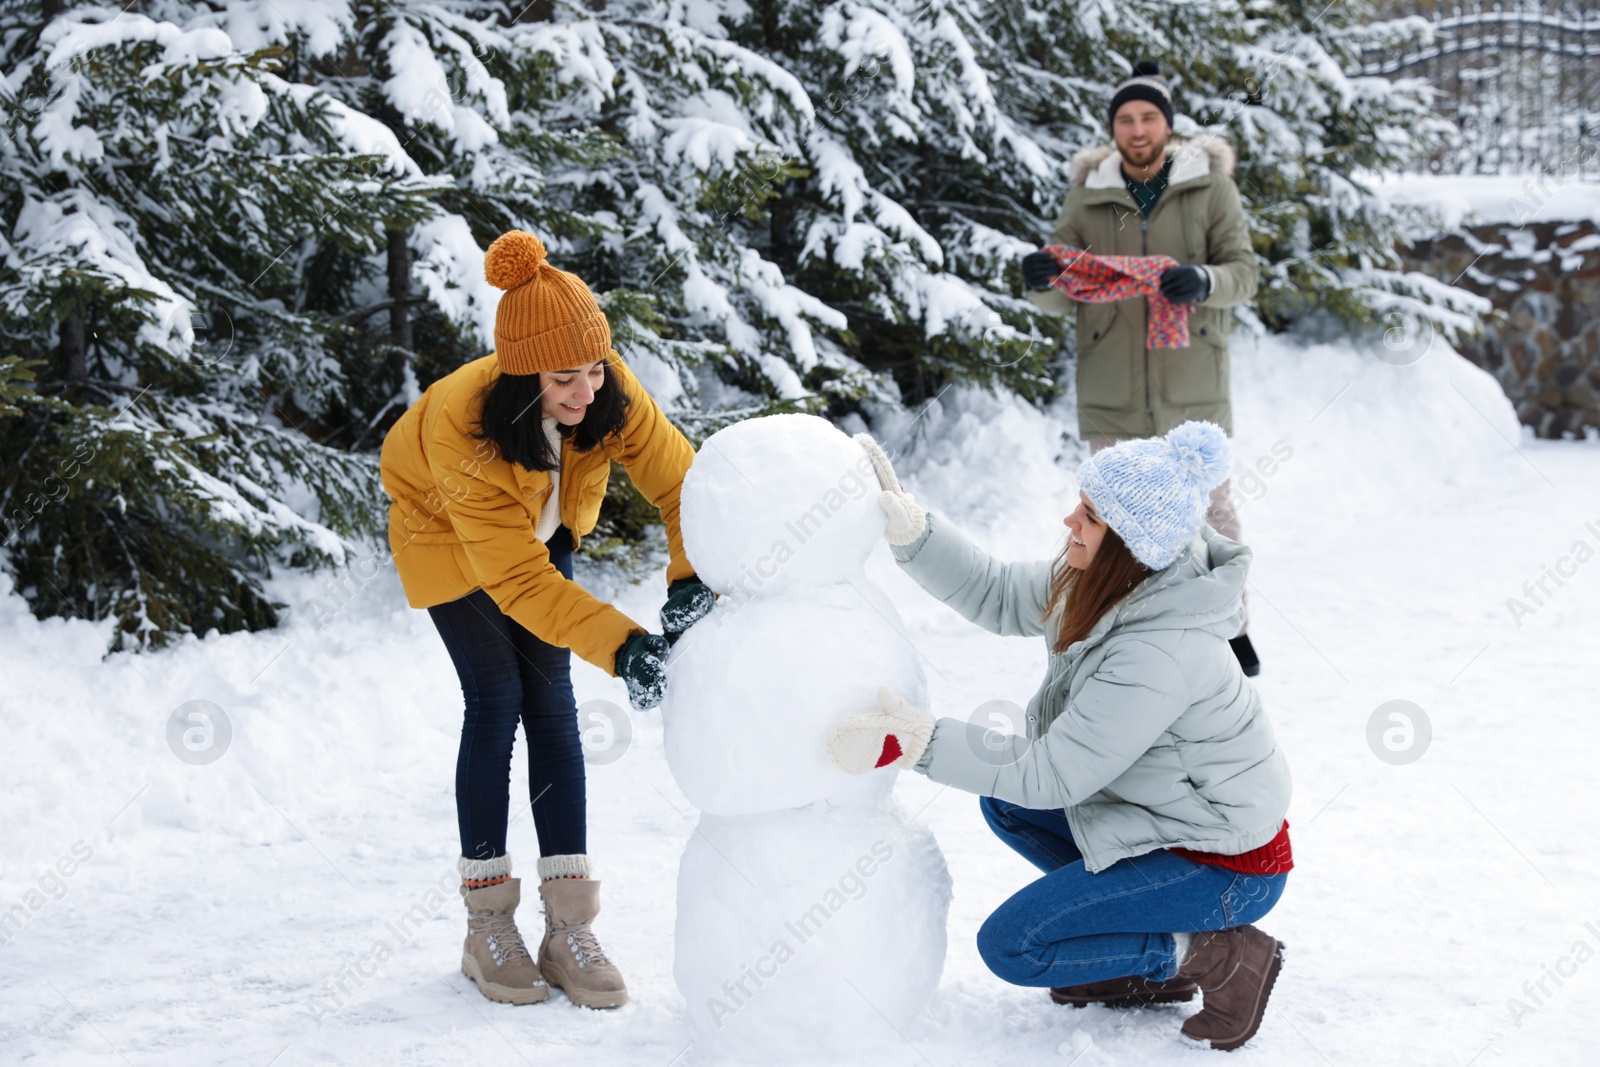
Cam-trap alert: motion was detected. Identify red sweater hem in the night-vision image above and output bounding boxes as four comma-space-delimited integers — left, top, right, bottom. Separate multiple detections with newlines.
1170, 820, 1293, 874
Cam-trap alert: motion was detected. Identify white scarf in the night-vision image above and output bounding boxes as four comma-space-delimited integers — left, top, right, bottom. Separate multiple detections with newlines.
534, 415, 563, 542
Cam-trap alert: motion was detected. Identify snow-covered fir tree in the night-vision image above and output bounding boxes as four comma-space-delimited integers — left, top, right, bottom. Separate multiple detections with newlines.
538, 2, 864, 427
721, 0, 1067, 406
1, 3, 435, 649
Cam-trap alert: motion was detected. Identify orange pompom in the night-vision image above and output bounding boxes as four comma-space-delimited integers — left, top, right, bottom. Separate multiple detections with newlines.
484, 230, 547, 291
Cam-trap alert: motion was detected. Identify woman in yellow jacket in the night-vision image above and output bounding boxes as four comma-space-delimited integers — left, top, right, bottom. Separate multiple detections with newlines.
380, 231, 712, 1009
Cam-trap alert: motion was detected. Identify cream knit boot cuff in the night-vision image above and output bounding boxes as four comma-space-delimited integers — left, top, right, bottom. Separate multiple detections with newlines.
537, 853, 592, 880
459, 854, 513, 883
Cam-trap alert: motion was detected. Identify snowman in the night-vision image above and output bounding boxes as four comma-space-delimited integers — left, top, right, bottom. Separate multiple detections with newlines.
660, 413, 952, 1060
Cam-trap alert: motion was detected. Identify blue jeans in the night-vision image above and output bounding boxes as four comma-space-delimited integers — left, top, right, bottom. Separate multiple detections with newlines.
976, 796, 1287, 988
427, 527, 586, 862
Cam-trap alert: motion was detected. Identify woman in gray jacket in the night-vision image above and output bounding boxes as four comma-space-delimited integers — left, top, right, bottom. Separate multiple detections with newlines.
827, 421, 1291, 1052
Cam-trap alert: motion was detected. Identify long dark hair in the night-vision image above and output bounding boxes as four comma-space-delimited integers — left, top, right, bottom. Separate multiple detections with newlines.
1042, 526, 1152, 653
472, 356, 631, 471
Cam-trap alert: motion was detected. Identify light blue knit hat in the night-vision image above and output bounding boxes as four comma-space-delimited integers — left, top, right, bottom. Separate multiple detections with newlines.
1076, 421, 1233, 570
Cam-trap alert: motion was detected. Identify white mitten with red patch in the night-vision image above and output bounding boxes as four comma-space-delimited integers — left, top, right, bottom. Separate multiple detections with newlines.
826, 686, 936, 774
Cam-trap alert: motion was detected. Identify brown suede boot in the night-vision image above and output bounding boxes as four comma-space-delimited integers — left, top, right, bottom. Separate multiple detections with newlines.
1050, 974, 1198, 1008
460, 879, 548, 1004
537, 878, 628, 1008
1175, 925, 1285, 1051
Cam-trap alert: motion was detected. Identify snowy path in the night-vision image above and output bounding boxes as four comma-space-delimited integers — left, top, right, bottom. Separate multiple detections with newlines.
3, 333, 1597, 1065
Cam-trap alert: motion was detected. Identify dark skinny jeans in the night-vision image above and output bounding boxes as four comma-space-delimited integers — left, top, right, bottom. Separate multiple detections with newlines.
426, 526, 586, 862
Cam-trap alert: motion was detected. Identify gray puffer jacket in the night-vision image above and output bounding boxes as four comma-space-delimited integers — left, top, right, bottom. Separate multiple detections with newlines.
895, 513, 1290, 873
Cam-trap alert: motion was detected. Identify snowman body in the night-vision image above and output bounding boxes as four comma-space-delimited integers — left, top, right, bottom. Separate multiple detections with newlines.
661, 414, 951, 1059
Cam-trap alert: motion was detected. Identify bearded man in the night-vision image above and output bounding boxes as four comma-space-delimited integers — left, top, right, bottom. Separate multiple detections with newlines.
1022, 59, 1262, 676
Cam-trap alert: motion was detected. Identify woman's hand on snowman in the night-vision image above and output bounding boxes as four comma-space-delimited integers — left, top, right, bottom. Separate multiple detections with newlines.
826, 686, 936, 774
852, 434, 926, 547
615, 632, 671, 710
660, 574, 715, 647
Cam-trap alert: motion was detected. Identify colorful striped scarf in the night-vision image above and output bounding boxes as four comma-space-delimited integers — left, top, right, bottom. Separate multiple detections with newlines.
1041, 244, 1189, 349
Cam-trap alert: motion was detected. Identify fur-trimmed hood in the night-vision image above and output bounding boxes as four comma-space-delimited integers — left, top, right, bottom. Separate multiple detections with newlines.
1069, 133, 1236, 189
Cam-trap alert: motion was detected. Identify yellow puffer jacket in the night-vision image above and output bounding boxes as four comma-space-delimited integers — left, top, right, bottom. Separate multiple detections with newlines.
379, 353, 695, 674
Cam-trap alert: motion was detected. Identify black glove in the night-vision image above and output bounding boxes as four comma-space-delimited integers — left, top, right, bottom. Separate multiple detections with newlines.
615, 632, 670, 710
1158, 264, 1211, 305
1021, 250, 1061, 291
660, 575, 715, 646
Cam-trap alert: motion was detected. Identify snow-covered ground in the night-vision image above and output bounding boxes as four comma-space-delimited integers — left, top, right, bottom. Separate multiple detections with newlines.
4, 329, 1598, 1065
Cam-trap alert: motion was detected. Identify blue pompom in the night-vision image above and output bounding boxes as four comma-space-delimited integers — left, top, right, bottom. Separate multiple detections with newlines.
1165, 420, 1231, 492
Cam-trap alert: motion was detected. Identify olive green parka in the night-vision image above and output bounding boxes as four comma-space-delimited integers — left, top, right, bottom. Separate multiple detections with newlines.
1030, 134, 1258, 440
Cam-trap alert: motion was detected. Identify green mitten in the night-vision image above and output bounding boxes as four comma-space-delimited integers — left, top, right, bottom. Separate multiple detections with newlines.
615, 632, 671, 710
660, 575, 715, 647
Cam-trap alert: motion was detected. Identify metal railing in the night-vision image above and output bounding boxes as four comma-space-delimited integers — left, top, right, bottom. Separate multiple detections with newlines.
1350, 1, 1600, 175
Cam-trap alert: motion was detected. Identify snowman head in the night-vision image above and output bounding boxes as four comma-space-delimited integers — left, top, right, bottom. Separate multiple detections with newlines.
680, 414, 885, 597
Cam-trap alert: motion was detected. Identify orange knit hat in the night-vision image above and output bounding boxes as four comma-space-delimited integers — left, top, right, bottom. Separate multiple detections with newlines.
484, 230, 612, 376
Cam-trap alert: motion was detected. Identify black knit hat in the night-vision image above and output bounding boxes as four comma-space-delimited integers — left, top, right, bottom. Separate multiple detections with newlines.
1109, 59, 1174, 129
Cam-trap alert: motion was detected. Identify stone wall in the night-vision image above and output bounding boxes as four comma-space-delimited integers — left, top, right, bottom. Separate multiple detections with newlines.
1399, 219, 1600, 438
